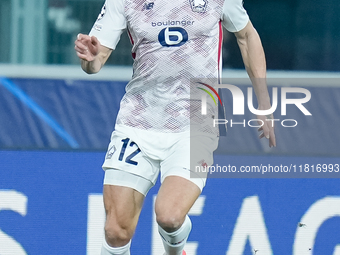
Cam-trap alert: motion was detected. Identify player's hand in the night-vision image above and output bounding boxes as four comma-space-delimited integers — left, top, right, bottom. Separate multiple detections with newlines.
74, 34, 100, 62
257, 113, 276, 148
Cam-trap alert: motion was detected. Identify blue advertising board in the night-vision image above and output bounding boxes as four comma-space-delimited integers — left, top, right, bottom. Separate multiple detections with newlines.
1, 150, 339, 255
1, 76, 340, 157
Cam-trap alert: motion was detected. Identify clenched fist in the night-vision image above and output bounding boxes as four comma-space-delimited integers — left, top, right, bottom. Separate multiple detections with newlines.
74, 34, 101, 62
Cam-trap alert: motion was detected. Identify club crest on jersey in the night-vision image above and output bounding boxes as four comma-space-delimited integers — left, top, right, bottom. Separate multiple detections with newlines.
189, 0, 208, 13
106, 145, 116, 159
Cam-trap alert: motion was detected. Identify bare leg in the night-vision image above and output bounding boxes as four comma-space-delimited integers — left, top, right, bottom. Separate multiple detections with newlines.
155, 176, 201, 255
101, 185, 144, 254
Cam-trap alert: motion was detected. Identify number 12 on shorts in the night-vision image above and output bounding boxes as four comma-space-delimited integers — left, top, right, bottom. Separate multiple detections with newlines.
118, 138, 141, 166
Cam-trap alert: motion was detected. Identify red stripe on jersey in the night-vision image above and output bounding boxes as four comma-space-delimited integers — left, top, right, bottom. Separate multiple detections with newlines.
218, 21, 223, 80
127, 29, 136, 59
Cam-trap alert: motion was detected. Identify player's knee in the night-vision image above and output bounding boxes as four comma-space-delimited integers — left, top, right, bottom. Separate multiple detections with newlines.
156, 209, 185, 232
104, 223, 133, 247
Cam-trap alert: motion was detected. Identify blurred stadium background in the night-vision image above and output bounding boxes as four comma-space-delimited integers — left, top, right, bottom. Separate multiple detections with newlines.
1, 0, 340, 254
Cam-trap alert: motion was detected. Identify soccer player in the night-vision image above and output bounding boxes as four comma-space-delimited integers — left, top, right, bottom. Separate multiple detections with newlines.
75, 0, 276, 253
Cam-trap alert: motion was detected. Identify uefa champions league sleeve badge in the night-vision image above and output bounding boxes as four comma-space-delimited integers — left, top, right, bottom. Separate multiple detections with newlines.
97, 4, 106, 20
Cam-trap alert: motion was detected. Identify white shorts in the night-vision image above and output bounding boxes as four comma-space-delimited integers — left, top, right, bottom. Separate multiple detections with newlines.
102, 124, 218, 196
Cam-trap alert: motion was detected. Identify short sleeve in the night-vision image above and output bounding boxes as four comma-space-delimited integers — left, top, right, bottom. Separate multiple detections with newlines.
221, 0, 249, 32
89, 0, 127, 50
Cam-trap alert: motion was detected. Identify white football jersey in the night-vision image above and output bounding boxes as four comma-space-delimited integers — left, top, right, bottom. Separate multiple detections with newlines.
90, 0, 249, 133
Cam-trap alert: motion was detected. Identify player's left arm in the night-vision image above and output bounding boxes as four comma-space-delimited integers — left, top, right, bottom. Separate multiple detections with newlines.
234, 21, 276, 147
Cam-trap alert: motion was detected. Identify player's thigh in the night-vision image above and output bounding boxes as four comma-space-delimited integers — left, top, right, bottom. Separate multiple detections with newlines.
103, 184, 145, 231
160, 133, 218, 192
154, 176, 201, 230
155, 134, 218, 229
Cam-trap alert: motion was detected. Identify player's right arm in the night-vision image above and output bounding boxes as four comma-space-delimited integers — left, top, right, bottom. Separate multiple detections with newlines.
75, 33, 112, 74
75, 0, 126, 74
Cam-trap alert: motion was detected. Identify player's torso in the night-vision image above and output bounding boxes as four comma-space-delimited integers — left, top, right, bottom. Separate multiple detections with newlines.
117, 0, 223, 132
124, 0, 224, 77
